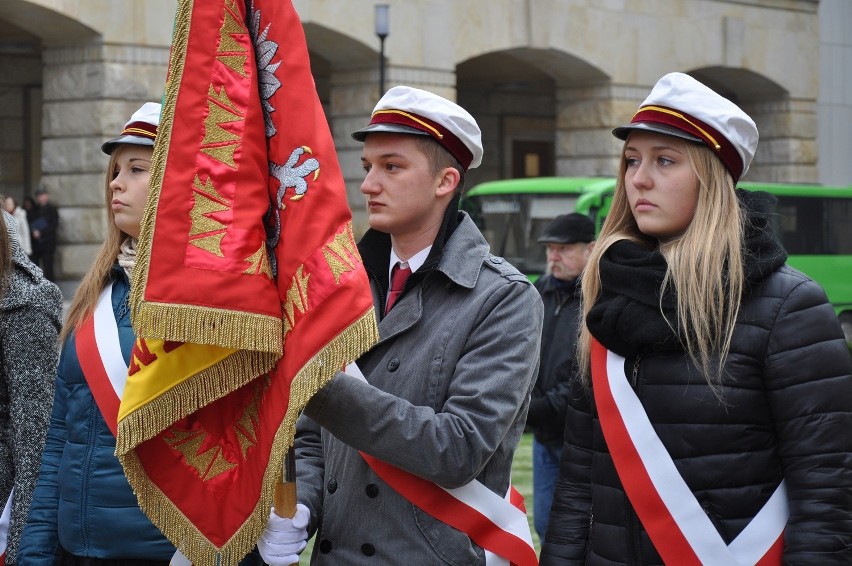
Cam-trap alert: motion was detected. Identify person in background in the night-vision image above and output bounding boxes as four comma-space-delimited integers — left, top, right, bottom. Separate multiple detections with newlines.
526, 212, 594, 541
273, 86, 543, 564
4, 196, 32, 258
29, 188, 58, 283
0, 207, 62, 565
540, 72, 852, 565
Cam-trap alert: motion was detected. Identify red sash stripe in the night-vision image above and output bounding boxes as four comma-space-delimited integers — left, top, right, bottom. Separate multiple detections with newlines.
362, 453, 537, 566
76, 285, 126, 436
591, 339, 786, 565
590, 341, 701, 564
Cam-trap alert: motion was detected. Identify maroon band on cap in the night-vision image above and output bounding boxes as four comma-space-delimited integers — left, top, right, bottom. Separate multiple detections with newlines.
369, 110, 474, 170
120, 120, 158, 141
632, 106, 744, 180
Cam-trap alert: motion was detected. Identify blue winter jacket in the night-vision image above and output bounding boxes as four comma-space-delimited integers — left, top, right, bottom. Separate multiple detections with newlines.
18, 270, 176, 563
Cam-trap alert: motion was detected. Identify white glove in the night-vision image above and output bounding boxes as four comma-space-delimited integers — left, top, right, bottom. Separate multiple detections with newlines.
257, 503, 310, 566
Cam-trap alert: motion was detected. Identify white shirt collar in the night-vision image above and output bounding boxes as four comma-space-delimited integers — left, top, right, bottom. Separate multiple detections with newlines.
388, 245, 432, 284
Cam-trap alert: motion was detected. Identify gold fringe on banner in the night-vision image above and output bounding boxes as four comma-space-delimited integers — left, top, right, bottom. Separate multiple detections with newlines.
129, 0, 189, 328
115, 348, 277, 455
132, 302, 283, 355
130, 0, 282, 355
119, 307, 379, 565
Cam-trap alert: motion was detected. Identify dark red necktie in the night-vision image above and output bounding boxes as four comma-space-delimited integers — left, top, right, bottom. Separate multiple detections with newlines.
385, 263, 411, 314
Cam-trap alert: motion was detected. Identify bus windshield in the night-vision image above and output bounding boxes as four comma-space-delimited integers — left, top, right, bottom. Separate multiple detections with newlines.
462, 177, 616, 275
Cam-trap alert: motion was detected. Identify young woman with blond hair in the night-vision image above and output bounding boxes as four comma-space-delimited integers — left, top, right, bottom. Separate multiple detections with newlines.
540, 73, 852, 565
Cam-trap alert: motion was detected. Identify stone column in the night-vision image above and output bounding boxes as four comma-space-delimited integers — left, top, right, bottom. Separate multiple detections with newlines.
745, 98, 818, 183
555, 83, 645, 178
40, 42, 169, 297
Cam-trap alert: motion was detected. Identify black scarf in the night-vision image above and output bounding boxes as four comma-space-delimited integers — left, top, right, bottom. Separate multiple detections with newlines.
586, 189, 787, 358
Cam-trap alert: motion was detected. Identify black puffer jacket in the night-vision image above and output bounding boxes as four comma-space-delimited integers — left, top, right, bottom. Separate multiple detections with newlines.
540, 194, 852, 565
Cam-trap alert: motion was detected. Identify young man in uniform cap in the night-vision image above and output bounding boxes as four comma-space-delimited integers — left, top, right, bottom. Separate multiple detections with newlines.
527, 212, 594, 540
273, 86, 543, 564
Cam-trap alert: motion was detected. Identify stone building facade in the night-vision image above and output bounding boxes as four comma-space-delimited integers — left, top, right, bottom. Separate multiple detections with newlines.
0, 0, 846, 294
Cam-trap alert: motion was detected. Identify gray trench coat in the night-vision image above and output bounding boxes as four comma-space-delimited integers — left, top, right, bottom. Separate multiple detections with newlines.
296, 214, 543, 565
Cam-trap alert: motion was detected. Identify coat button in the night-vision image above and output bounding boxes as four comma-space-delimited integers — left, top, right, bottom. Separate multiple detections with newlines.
327, 479, 338, 493
490, 257, 503, 264
365, 483, 379, 498
387, 358, 400, 372
319, 539, 333, 553
361, 543, 375, 556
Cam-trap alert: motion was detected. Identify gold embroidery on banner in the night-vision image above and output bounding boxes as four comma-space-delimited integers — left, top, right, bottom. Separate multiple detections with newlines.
163, 377, 266, 480
201, 86, 244, 169
165, 428, 237, 479
244, 244, 274, 278
233, 379, 266, 459
218, 0, 249, 77
282, 266, 310, 338
322, 222, 360, 284
189, 175, 231, 257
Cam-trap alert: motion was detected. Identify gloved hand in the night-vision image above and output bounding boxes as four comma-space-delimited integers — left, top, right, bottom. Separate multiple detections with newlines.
257, 503, 310, 566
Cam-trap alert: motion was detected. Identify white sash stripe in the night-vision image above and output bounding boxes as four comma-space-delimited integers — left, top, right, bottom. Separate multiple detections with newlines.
605, 349, 787, 566
92, 284, 129, 396
728, 479, 789, 564
443, 481, 533, 547
441, 480, 533, 565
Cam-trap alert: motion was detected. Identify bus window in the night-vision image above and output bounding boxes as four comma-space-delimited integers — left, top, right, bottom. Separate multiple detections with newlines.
771, 196, 852, 255
462, 177, 616, 277
464, 193, 580, 274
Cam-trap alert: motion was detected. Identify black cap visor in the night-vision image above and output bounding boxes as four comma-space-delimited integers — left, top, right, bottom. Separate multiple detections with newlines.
351, 123, 430, 142
101, 135, 155, 155
612, 121, 702, 143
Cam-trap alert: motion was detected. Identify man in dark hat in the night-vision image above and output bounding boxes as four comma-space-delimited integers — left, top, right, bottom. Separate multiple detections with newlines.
30, 187, 59, 282
527, 212, 595, 540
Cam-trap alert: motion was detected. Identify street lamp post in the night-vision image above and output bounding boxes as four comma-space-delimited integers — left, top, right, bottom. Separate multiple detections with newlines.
375, 4, 390, 97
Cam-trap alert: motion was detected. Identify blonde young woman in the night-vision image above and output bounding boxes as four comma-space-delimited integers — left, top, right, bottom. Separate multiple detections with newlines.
17, 103, 187, 566
17, 103, 316, 566
540, 73, 852, 565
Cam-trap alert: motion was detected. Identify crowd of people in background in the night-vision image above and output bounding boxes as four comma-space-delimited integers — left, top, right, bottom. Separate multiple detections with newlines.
1, 71, 850, 566
2, 190, 58, 283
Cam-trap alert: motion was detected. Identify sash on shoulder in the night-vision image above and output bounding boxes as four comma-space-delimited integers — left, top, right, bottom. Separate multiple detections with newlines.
590, 339, 787, 565
361, 453, 537, 566
76, 284, 126, 435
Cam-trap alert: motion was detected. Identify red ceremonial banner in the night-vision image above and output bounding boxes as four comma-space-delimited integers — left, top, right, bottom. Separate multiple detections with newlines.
116, 0, 379, 563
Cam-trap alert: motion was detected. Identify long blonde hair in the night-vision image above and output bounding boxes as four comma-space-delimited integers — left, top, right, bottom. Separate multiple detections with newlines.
61, 151, 132, 342
578, 139, 744, 390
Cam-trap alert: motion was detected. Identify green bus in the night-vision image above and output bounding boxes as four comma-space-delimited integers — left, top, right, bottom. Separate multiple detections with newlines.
463, 178, 852, 345
461, 176, 617, 277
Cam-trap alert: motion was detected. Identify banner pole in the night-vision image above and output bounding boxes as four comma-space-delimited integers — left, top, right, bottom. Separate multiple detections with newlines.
274, 446, 299, 566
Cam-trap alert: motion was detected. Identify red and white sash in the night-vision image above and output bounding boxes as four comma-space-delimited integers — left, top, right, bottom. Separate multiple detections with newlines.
591, 339, 788, 565
75, 284, 127, 436
0, 489, 12, 566
362, 453, 537, 565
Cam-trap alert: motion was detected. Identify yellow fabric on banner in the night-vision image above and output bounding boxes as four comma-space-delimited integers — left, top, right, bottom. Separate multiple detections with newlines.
118, 340, 237, 422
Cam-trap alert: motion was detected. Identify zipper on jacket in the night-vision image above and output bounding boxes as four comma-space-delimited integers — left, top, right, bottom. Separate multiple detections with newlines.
631, 355, 642, 388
